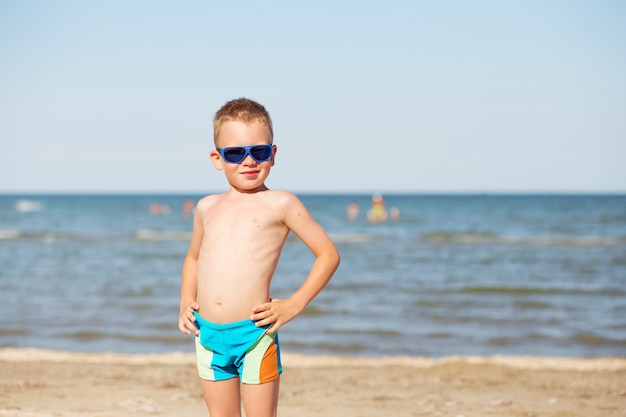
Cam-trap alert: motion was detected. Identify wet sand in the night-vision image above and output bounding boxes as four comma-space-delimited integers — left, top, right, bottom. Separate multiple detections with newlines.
1, 348, 624, 416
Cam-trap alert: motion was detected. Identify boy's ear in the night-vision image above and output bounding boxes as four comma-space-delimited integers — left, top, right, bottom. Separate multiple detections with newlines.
270, 144, 277, 166
210, 150, 224, 170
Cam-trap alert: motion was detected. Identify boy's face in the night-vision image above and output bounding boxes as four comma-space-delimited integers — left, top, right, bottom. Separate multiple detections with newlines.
210, 120, 276, 193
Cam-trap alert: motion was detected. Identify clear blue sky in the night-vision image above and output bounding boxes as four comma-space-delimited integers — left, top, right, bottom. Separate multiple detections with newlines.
1, 1, 624, 194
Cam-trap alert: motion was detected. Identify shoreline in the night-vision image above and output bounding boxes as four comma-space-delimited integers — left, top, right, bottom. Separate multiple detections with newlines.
2, 348, 625, 417
1, 347, 626, 371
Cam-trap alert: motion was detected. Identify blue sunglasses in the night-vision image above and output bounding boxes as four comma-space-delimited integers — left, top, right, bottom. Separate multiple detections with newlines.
217, 144, 274, 164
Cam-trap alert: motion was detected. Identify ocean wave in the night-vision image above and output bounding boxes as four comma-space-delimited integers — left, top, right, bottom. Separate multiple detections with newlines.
327, 328, 401, 336
63, 331, 105, 341
135, 229, 192, 241
2, 348, 624, 371
487, 337, 514, 346
421, 232, 626, 246
0, 228, 240, 243
117, 334, 190, 345
446, 286, 625, 296
0, 329, 29, 336
286, 233, 374, 243
0, 230, 21, 240
0, 231, 123, 243
514, 300, 551, 309
284, 340, 369, 352
573, 332, 626, 347
61, 330, 189, 345
0, 230, 61, 242
299, 305, 330, 317
599, 214, 626, 223
526, 331, 626, 348
424, 332, 453, 339
328, 233, 376, 243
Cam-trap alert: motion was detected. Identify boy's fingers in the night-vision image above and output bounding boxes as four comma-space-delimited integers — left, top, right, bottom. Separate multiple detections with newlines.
253, 302, 270, 313
266, 322, 280, 334
187, 318, 199, 334
178, 323, 190, 334
250, 312, 264, 322
178, 313, 199, 335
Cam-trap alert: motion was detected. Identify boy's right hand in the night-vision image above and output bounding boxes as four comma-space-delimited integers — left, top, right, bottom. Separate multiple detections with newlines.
178, 302, 200, 335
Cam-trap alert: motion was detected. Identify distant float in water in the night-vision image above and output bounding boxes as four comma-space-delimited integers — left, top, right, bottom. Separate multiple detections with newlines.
365, 193, 400, 223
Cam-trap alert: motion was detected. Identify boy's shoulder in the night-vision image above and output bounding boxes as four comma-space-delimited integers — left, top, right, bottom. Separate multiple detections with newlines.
263, 189, 302, 206
265, 189, 296, 198
197, 193, 221, 204
194, 193, 223, 212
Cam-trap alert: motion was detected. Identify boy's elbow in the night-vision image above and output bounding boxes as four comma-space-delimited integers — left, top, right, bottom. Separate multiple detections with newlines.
330, 248, 341, 269
315, 244, 340, 272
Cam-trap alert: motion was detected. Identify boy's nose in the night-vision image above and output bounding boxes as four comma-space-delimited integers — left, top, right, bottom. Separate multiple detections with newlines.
241, 154, 257, 165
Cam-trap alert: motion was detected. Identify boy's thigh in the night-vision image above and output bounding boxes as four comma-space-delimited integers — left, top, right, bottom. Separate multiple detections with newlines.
241, 378, 280, 417
200, 377, 242, 417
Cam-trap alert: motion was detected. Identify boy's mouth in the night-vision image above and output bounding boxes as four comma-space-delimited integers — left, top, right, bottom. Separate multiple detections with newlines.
241, 170, 259, 179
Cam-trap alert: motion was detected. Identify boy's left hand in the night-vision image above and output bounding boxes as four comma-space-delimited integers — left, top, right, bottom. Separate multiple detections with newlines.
250, 298, 300, 334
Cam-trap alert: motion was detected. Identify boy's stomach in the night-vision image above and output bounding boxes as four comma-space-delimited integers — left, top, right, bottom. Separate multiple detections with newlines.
196, 289, 271, 324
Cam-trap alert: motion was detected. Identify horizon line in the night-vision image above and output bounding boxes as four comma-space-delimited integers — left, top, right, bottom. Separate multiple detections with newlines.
1, 190, 625, 196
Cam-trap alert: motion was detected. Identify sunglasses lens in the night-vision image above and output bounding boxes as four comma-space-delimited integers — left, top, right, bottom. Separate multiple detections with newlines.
223, 148, 246, 163
221, 145, 272, 163
251, 145, 272, 161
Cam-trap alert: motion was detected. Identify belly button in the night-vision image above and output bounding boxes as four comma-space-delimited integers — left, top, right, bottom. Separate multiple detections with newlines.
216, 297, 222, 306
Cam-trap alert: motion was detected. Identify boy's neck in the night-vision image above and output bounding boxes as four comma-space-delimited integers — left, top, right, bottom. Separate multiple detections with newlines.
228, 184, 270, 195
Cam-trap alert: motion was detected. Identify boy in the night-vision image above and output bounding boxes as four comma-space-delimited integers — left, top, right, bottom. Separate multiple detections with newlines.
178, 98, 340, 417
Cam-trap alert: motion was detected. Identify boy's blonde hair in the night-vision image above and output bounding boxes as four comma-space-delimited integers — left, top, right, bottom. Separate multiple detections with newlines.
213, 98, 274, 146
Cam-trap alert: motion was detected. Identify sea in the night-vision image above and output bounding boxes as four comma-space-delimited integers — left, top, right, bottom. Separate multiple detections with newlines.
0, 194, 625, 358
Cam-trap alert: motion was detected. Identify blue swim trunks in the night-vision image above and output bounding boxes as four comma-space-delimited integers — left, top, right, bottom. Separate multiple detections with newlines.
193, 312, 282, 384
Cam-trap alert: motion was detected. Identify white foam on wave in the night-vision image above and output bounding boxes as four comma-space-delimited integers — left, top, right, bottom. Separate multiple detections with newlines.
0, 229, 21, 239
14, 200, 42, 213
421, 232, 625, 246
1, 348, 624, 371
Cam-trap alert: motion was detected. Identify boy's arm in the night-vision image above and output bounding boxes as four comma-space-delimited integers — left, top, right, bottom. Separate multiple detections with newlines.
251, 192, 340, 333
178, 207, 204, 335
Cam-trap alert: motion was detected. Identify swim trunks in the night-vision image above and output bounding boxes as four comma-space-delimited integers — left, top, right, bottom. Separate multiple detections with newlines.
193, 312, 282, 384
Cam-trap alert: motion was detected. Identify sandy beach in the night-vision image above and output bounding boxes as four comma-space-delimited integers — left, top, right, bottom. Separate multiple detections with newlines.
1, 348, 624, 416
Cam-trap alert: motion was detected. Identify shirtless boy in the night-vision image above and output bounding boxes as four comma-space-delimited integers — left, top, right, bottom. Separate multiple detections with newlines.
178, 98, 340, 417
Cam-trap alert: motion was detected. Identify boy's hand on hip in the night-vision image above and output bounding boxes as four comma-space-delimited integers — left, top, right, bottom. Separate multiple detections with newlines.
250, 298, 299, 334
178, 302, 200, 336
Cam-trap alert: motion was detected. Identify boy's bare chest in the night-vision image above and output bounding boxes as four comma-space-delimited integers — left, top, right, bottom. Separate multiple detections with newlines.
203, 205, 283, 235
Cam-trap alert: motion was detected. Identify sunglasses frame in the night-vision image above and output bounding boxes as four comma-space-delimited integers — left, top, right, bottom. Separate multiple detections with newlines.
217, 144, 274, 164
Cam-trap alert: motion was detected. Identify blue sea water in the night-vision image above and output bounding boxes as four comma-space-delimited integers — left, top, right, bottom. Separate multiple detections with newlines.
0, 194, 625, 358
